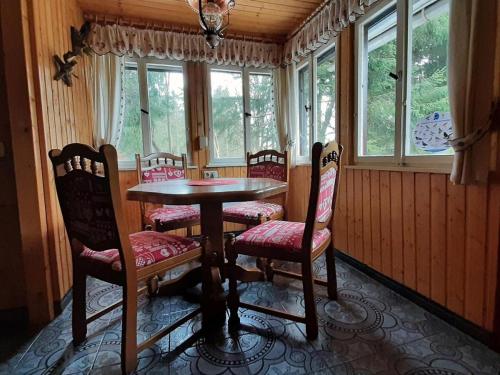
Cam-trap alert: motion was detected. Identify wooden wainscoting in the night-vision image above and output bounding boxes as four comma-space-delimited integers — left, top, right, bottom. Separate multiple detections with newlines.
332, 167, 500, 331
29, 0, 94, 304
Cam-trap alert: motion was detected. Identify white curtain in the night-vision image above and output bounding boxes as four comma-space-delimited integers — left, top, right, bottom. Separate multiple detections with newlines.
448, 0, 498, 184
283, 0, 378, 65
93, 54, 125, 147
272, 65, 298, 165
89, 23, 282, 69
273, 68, 287, 152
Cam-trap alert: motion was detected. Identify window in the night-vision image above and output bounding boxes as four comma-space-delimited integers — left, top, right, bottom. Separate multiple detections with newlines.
356, 0, 452, 166
117, 59, 189, 166
296, 42, 338, 162
209, 66, 278, 164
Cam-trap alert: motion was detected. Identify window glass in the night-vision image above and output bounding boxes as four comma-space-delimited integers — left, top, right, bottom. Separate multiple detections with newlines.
407, 0, 452, 155
147, 65, 187, 156
316, 48, 337, 144
210, 70, 244, 160
359, 7, 397, 156
248, 72, 279, 153
117, 65, 142, 161
298, 64, 311, 158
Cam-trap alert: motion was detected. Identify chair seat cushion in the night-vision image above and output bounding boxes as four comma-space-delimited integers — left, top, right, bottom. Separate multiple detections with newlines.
223, 201, 284, 222
146, 205, 200, 225
81, 231, 200, 271
234, 220, 330, 254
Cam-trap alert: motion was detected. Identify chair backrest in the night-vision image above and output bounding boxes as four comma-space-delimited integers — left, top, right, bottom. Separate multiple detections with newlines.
246, 149, 289, 182
302, 141, 343, 252
49, 144, 134, 271
135, 152, 188, 229
136, 152, 187, 184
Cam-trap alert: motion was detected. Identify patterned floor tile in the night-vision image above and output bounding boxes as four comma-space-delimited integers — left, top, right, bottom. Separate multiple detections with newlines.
1, 257, 499, 375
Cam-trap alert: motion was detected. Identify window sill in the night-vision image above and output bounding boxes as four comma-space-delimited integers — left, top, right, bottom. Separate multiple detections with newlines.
344, 164, 451, 174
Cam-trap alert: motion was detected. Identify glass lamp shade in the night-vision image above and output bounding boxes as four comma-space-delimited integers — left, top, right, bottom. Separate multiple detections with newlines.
200, 2, 223, 30
187, 0, 234, 15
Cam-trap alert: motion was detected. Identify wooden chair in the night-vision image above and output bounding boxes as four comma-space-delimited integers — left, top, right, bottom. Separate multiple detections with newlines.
49, 144, 205, 374
222, 149, 289, 226
136, 152, 200, 236
226, 141, 343, 339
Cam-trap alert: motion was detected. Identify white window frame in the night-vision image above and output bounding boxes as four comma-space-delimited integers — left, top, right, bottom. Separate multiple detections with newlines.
207, 64, 275, 166
119, 58, 190, 169
295, 39, 339, 164
354, 0, 452, 168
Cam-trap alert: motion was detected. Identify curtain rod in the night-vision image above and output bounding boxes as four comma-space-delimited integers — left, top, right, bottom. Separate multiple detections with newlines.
84, 13, 285, 45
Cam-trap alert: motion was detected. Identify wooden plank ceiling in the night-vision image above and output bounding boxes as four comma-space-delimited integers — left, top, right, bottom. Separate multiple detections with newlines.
77, 0, 323, 42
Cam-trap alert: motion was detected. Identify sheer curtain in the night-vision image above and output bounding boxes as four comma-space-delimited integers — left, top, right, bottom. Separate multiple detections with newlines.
93, 54, 125, 147
448, 0, 498, 184
273, 64, 298, 166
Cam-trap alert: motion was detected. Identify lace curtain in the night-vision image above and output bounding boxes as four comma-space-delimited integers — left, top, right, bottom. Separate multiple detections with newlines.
283, 0, 378, 65
92, 54, 125, 147
88, 23, 282, 68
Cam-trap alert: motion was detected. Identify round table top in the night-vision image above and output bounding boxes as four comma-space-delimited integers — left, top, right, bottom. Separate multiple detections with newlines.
126, 177, 288, 205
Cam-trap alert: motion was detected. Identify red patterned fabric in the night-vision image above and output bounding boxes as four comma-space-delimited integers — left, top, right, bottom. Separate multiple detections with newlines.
223, 201, 284, 222
146, 205, 200, 225
81, 231, 200, 271
248, 162, 287, 182
235, 220, 330, 253
316, 168, 336, 223
141, 166, 185, 183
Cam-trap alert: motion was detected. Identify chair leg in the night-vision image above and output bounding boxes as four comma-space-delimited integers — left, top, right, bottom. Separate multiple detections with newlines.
302, 260, 318, 340
226, 235, 240, 331
121, 282, 138, 374
325, 242, 338, 300
187, 225, 193, 237
146, 275, 160, 297
72, 267, 87, 345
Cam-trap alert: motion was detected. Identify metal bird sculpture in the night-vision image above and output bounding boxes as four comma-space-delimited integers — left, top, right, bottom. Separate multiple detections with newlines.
53, 21, 92, 86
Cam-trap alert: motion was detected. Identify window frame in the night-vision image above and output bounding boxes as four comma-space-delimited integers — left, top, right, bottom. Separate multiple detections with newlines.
295, 39, 339, 164
207, 64, 276, 166
354, 0, 453, 168
118, 57, 190, 170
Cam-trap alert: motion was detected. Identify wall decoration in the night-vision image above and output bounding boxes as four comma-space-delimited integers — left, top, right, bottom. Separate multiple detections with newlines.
412, 112, 453, 153
53, 22, 92, 86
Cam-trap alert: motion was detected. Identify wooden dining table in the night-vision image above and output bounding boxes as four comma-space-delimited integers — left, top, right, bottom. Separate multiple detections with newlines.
127, 177, 288, 331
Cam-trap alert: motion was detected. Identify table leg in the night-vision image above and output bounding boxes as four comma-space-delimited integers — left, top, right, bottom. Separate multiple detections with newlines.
199, 202, 226, 331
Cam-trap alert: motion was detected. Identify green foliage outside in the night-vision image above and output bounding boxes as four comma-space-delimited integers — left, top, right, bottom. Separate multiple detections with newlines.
211, 71, 279, 159
117, 68, 142, 160
211, 71, 245, 159
248, 74, 279, 153
316, 50, 337, 144
364, 11, 450, 156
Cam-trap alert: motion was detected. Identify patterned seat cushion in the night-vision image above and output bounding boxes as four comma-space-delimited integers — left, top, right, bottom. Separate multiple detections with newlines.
234, 220, 330, 254
223, 201, 284, 222
81, 231, 200, 271
145, 205, 200, 225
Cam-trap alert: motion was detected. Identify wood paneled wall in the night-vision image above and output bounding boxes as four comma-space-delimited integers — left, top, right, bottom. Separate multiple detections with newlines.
332, 168, 500, 330
29, 0, 94, 302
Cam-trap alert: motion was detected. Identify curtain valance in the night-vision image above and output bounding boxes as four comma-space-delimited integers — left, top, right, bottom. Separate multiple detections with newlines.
283, 0, 377, 65
88, 23, 283, 68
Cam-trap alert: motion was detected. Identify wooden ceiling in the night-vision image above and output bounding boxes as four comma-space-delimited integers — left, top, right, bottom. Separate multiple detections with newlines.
77, 0, 324, 42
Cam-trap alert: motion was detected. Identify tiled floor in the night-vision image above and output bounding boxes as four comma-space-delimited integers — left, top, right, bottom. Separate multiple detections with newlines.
1, 256, 500, 374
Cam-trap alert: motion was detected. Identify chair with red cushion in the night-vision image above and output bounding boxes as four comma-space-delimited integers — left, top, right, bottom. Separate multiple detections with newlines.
226, 141, 343, 339
223, 149, 288, 226
49, 144, 206, 374
136, 152, 200, 236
